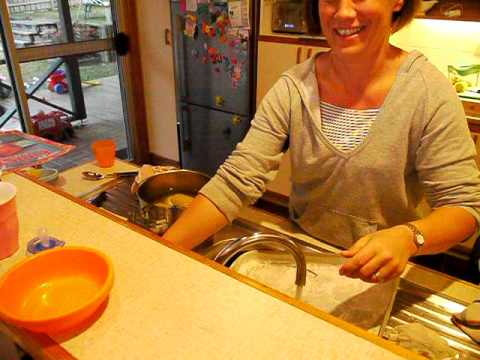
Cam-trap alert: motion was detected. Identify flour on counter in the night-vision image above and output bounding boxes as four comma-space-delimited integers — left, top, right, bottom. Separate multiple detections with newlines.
237, 258, 397, 331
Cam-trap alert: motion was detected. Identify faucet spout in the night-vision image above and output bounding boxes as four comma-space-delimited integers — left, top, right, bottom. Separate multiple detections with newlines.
214, 233, 307, 287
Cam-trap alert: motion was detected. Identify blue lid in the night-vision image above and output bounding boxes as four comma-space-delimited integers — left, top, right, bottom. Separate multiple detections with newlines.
27, 236, 65, 255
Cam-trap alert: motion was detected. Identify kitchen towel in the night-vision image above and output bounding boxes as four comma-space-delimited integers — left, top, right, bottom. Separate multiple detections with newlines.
452, 301, 480, 344
383, 322, 458, 359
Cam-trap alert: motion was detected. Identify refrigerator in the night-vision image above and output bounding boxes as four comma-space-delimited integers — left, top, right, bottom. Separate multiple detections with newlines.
170, 0, 256, 176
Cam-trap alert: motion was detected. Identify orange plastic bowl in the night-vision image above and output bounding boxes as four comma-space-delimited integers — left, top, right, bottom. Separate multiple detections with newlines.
0, 247, 114, 333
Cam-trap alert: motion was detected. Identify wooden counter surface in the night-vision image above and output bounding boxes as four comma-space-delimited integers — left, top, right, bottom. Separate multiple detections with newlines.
0, 173, 421, 359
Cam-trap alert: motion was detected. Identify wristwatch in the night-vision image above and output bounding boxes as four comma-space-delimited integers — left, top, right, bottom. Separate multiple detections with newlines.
404, 222, 425, 255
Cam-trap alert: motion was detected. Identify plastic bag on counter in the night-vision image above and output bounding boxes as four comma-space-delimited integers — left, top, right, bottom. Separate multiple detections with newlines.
383, 322, 459, 360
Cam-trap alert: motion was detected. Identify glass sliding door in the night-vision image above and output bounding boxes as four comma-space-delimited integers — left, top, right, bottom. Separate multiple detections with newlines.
0, 0, 147, 170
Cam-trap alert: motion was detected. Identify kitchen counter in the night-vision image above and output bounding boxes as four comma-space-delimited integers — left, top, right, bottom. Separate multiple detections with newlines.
50, 159, 139, 198
0, 172, 422, 359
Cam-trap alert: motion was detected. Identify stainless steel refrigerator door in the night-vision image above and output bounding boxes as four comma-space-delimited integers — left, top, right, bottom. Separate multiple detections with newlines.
179, 103, 250, 176
171, 1, 251, 116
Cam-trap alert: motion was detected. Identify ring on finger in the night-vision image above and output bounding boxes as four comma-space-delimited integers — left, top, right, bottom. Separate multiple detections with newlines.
373, 271, 382, 282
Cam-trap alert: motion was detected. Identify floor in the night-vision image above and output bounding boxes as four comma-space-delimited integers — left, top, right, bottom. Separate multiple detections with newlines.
0, 75, 128, 171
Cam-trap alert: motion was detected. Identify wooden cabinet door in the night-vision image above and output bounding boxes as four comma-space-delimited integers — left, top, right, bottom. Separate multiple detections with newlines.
256, 41, 299, 105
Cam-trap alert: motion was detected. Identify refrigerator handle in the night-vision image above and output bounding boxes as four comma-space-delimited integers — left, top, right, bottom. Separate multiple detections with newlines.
180, 105, 192, 151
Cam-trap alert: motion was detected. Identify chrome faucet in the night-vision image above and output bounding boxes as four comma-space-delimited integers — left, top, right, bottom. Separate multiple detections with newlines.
213, 233, 307, 287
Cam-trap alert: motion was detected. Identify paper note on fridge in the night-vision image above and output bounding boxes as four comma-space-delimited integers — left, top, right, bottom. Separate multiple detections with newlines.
186, 0, 197, 12
228, 0, 249, 28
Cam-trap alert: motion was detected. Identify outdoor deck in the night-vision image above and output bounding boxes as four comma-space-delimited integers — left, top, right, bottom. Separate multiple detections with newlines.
0, 75, 128, 171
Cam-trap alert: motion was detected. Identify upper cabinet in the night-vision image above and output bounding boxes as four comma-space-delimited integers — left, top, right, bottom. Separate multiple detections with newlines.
417, 0, 480, 21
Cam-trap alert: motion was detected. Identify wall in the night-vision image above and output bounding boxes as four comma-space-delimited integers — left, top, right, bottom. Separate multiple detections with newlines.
135, 0, 179, 162
391, 18, 480, 78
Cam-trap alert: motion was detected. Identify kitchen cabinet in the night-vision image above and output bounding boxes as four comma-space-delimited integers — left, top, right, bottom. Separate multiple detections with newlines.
256, 41, 328, 105
417, 0, 480, 22
464, 98, 480, 118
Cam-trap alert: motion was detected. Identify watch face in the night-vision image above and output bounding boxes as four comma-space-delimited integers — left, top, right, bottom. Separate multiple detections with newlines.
416, 234, 425, 246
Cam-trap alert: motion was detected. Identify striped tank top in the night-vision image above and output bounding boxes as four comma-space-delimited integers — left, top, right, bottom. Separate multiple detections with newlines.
320, 101, 380, 152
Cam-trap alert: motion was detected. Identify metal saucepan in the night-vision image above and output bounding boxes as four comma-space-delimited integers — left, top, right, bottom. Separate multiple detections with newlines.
135, 169, 210, 232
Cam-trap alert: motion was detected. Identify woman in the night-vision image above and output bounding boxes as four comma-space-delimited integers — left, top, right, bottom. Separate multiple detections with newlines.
163, 0, 480, 283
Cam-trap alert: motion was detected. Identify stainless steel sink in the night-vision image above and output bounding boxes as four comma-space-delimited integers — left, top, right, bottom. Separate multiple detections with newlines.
196, 219, 480, 359
387, 280, 480, 359
197, 220, 397, 335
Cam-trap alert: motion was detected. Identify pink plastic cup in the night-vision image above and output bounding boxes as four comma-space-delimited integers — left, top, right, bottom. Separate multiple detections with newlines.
91, 139, 116, 168
0, 182, 19, 260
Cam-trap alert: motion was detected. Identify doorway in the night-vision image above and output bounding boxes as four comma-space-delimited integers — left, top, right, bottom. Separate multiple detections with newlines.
0, 0, 147, 170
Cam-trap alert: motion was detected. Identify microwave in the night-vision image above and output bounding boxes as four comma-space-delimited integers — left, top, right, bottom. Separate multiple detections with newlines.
271, 0, 308, 34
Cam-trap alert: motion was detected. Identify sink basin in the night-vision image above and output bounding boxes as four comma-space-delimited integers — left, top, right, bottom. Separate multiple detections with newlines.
229, 249, 398, 335
196, 220, 397, 335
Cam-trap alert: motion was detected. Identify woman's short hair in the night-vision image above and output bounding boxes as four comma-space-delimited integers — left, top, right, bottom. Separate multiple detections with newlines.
306, 0, 421, 35
392, 0, 421, 32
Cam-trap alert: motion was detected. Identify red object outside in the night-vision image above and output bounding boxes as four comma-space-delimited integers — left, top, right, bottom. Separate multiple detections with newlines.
31, 111, 74, 141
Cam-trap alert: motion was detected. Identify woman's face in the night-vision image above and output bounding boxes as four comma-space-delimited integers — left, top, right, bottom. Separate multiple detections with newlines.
319, 0, 404, 60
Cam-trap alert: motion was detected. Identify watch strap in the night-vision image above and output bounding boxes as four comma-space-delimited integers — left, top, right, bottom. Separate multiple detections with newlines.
404, 222, 425, 255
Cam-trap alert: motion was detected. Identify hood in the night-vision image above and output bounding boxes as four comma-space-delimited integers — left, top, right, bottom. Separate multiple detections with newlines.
278, 49, 428, 122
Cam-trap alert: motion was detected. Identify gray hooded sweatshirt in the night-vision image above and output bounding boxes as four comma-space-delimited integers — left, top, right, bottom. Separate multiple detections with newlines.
200, 50, 480, 248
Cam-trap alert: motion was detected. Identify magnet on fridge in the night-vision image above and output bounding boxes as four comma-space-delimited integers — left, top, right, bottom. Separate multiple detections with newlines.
184, 15, 198, 38
197, 3, 209, 16
186, 0, 197, 12
180, 0, 186, 12
209, 26, 216, 37
239, 28, 249, 40
233, 64, 242, 79
215, 96, 225, 107
214, 67, 221, 74
231, 64, 242, 88
229, 39, 240, 48
231, 115, 241, 126
191, 49, 199, 59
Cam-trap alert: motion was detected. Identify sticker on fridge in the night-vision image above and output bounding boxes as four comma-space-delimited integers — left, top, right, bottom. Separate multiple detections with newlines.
228, 0, 249, 28
186, 0, 198, 12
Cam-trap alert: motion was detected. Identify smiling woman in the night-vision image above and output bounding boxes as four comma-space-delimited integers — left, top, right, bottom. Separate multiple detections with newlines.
162, 0, 480, 287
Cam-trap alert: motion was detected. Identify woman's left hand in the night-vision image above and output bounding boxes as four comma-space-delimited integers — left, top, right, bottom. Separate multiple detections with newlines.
339, 225, 418, 283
